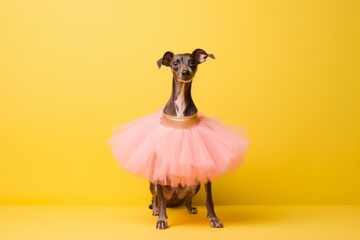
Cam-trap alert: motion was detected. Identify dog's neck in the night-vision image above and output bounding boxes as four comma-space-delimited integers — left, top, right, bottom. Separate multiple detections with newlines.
163, 77, 197, 117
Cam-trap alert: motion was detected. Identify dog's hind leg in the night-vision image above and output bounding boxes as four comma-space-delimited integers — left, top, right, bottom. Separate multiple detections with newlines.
150, 195, 159, 216
149, 183, 159, 216
185, 193, 198, 214
205, 181, 223, 228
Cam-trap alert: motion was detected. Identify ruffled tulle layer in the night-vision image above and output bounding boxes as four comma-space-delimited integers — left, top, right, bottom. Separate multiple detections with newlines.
108, 110, 249, 187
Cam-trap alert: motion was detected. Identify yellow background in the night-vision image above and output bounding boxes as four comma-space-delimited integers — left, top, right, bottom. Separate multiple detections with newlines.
0, 0, 359, 206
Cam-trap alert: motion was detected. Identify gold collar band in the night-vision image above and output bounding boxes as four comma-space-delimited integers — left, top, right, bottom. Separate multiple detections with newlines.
161, 112, 199, 129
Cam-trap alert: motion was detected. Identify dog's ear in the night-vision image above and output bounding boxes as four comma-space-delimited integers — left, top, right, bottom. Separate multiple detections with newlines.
192, 49, 215, 64
157, 51, 174, 69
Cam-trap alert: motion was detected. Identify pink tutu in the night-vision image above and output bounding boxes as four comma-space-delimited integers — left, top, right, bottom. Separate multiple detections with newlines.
108, 110, 249, 187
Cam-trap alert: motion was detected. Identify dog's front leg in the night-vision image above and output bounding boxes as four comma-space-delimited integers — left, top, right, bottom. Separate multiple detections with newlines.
205, 181, 224, 228
156, 184, 169, 229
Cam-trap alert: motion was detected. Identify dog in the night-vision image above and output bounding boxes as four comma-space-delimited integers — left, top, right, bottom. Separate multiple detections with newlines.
149, 49, 223, 229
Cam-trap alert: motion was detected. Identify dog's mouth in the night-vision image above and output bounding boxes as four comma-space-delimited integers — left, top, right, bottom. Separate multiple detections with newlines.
178, 74, 194, 81
177, 78, 193, 84
181, 76, 193, 80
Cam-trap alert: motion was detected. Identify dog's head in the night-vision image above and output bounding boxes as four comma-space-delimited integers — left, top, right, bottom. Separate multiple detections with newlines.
157, 49, 215, 82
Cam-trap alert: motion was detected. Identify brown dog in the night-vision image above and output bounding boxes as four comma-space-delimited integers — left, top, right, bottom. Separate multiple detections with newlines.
149, 49, 223, 229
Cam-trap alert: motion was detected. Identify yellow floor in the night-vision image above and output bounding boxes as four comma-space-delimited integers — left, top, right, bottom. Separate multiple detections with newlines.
1, 205, 359, 240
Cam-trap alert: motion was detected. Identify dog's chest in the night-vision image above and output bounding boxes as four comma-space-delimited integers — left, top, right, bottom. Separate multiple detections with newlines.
174, 84, 186, 117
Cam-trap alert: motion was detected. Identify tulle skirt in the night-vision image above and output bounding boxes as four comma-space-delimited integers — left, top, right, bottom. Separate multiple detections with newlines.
108, 110, 249, 187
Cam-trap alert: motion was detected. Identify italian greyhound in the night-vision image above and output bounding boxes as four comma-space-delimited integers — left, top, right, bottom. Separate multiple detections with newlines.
149, 49, 223, 229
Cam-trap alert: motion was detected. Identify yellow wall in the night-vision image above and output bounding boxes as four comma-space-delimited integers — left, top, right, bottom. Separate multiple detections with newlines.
1, 0, 359, 205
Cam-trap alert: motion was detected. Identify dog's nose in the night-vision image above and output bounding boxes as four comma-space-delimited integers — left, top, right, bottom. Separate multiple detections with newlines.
182, 70, 191, 77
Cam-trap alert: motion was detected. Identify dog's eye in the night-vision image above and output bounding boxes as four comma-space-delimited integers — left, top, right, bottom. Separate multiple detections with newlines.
189, 60, 197, 66
172, 61, 179, 67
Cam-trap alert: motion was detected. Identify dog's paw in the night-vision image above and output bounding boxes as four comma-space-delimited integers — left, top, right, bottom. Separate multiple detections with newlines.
187, 207, 198, 214
156, 219, 169, 229
152, 208, 159, 216
210, 217, 224, 228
